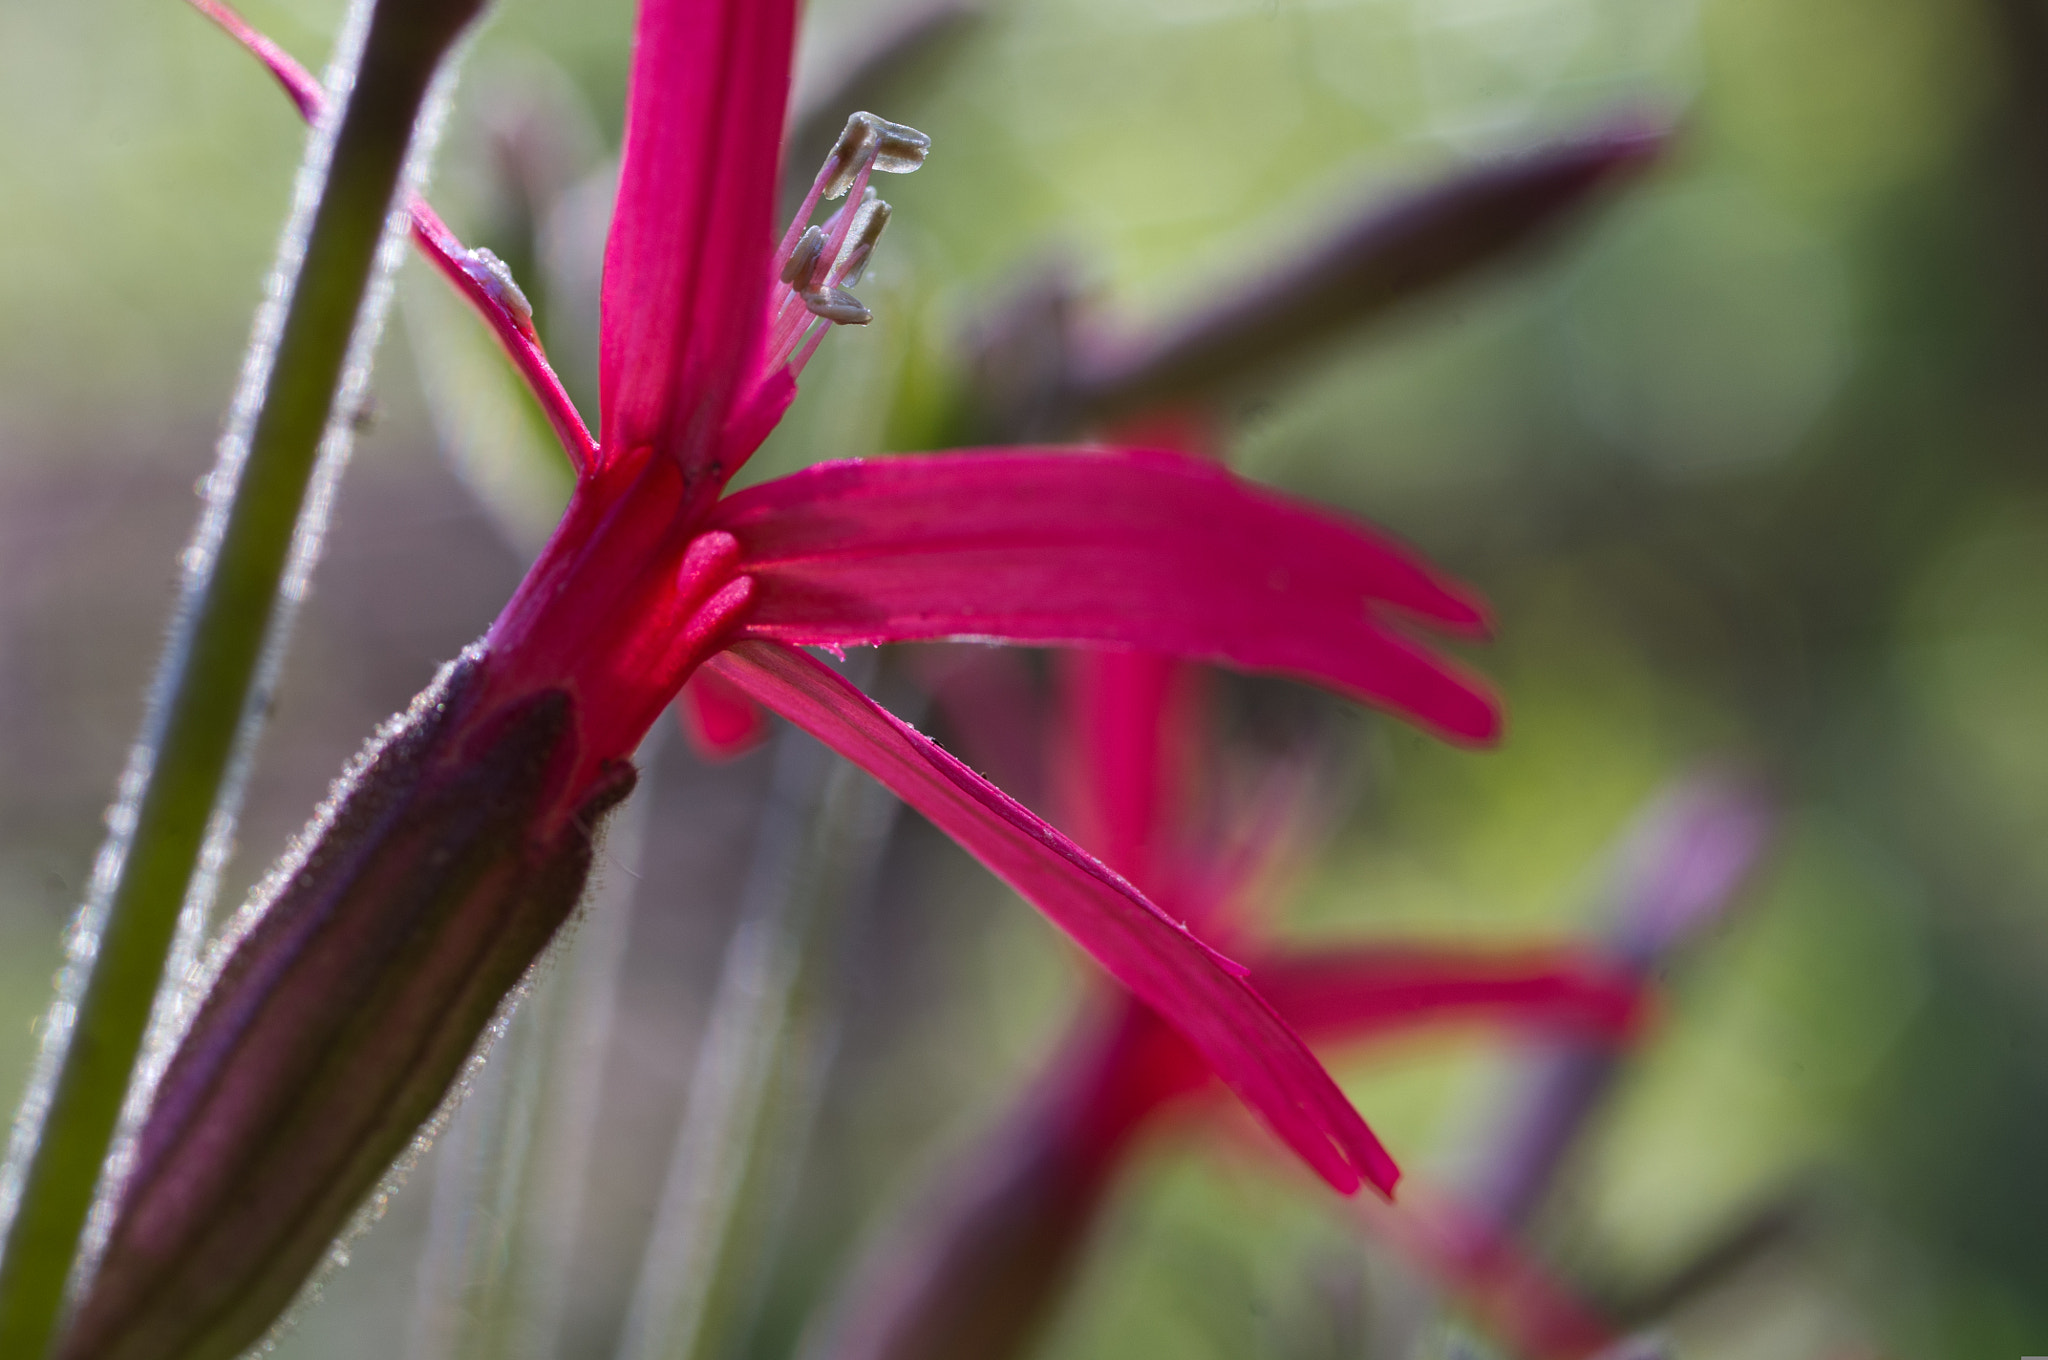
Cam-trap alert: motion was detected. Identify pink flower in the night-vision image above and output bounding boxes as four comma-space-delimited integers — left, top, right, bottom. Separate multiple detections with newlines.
72, 3, 1510, 1353
460, 0, 1502, 1196
196, 0, 1500, 1195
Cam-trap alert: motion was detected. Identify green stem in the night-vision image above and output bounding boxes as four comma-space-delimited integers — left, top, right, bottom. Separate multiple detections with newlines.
0, 0, 482, 1352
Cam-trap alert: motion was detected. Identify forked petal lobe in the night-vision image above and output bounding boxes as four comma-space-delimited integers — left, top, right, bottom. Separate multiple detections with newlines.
709, 450, 1502, 743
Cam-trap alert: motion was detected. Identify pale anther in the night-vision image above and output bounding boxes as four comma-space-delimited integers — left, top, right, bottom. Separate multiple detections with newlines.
802, 288, 873, 326
781, 226, 827, 285
833, 197, 891, 286
863, 114, 931, 174
821, 111, 931, 198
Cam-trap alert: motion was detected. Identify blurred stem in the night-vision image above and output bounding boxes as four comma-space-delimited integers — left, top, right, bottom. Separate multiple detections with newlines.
1373, 773, 1774, 1360
0, 1, 477, 1353
1600, 1191, 1810, 1328
1461, 772, 1773, 1231
961, 125, 1661, 443
617, 678, 908, 1360
784, 0, 981, 186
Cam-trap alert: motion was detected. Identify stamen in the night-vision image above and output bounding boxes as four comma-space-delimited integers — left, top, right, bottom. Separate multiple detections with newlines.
459, 247, 535, 337
755, 112, 930, 389
781, 226, 828, 286
813, 187, 872, 283
832, 197, 892, 285
867, 117, 932, 175
801, 288, 873, 326
789, 319, 832, 373
820, 112, 930, 199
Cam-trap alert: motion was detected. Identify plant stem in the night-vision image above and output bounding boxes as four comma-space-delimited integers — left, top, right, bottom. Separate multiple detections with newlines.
1460, 771, 1774, 1231
0, 1, 481, 1352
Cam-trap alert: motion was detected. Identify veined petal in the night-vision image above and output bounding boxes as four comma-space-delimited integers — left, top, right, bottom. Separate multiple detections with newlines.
411, 202, 600, 471
1069, 946, 1643, 1155
1254, 945, 1646, 1044
601, 0, 795, 484
710, 451, 1502, 743
705, 640, 1400, 1196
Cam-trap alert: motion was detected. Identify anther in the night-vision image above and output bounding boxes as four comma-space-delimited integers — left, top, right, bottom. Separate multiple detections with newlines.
864, 114, 931, 174
833, 197, 892, 284
459, 247, 534, 336
781, 226, 828, 286
801, 288, 873, 326
821, 111, 931, 198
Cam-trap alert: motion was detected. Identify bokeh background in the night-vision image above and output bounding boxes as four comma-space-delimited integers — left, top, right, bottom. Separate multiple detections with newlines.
3, 0, 2047, 1355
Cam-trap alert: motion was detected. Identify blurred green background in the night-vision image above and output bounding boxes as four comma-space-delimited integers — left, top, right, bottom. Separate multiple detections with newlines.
3, 0, 2047, 1355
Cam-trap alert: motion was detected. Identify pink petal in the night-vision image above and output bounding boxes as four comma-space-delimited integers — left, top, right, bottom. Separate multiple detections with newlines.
189, 0, 321, 118
678, 669, 771, 759
600, 0, 795, 485
1254, 945, 1646, 1044
189, 0, 599, 472
410, 203, 600, 472
710, 450, 1502, 743
1069, 945, 1643, 1158
705, 640, 1400, 1196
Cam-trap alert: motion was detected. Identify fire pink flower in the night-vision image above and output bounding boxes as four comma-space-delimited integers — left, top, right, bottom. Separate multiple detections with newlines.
68, 2, 1505, 1355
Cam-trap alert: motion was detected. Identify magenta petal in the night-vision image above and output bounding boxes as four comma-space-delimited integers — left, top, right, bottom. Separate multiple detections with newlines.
190, 0, 322, 119
600, 0, 795, 480
410, 202, 600, 471
705, 640, 1401, 1196
191, 0, 600, 471
710, 450, 1502, 743
1254, 945, 1646, 1044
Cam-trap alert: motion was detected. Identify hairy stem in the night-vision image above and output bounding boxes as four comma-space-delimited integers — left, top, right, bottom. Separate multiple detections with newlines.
0, 0, 483, 1352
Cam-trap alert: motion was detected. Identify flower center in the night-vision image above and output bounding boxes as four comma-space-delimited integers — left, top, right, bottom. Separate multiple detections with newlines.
758, 111, 930, 382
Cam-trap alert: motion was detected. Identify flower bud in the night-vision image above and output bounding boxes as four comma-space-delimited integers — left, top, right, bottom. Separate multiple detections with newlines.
60, 651, 634, 1360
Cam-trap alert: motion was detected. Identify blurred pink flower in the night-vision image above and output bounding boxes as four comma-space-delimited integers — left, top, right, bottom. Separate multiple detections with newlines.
808, 625, 1641, 1360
